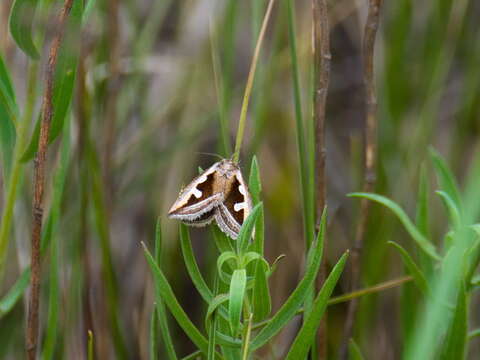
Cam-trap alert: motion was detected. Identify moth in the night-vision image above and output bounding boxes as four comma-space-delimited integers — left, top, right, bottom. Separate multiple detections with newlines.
168, 159, 252, 239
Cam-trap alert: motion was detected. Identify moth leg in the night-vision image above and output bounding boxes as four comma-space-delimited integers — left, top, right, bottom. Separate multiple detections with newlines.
215, 203, 241, 239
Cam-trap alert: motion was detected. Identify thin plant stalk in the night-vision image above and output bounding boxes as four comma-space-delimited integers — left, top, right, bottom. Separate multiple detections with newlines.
312, 0, 331, 357
232, 0, 275, 163
341, 0, 383, 357
27, 0, 75, 358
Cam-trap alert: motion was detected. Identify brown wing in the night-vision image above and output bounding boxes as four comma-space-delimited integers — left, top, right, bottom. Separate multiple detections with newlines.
168, 163, 223, 220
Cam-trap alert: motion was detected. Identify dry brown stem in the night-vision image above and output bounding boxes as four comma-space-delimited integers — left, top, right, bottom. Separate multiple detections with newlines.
340, 0, 383, 358
27, 0, 75, 358
312, 0, 331, 357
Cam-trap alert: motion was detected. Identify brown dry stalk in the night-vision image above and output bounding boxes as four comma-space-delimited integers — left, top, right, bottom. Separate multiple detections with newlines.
312, 0, 331, 358
26, 0, 75, 359
340, 0, 383, 358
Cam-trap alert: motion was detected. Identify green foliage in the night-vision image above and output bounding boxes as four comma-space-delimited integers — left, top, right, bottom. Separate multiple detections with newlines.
9, 0, 40, 59
0, 53, 18, 183
21, 0, 84, 161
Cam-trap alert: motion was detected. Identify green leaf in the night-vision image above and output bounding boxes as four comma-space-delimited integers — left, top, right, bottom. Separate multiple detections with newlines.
415, 164, 434, 275
180, 224, 215, 303
252, 258, 271, 322
349, 193, 441, 260
439, 283, 468, 360
21, 0, 84, 161
228, 269, 246, 336
388, 241, 429, 295
217, 251, 237, 284
143, 244, 220, 359
248, 156, 264, 254
205, 294, 229, 332
436, 191, 462, 230
8, 0, 40, 59
250, 210, 326, 350
154, 221, 177, 360
430, 148, 463, 213
348, 339, 366, 360
0, 269, 30, 317
237, 202, 263, 255
0, 54, 18, 181
285, 252, 348, 359
212, 226, 235, 254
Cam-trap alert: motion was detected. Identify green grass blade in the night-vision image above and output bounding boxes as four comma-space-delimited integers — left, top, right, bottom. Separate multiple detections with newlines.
0, 54, 18, 182
228, 269, 246, 336
250, 212, 326, 350
154, 221, 178, 360
21, 0, 84, 161
435, 190, 462, 230
180, 224, 214, 303
429, 148, 463, 213
348, 339, 366, 360
388, 241, 429, 295
0, 268, 30, 317
237, 203, 262, 255
439, 283, 468, 359
248, 156, 264, 254
143, 244, 221, 359
286, 0, 315, 246
285, 252, 348, 359
415, 164, 434, 275
8, 0, 40, 59
349, 193, 441, 260
252, 258, 271, 322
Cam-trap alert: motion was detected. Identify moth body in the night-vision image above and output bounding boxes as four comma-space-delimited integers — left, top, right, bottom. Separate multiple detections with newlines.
168, 159, 252, 239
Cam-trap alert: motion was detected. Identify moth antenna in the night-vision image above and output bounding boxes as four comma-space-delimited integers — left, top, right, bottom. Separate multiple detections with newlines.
196, 152, 224, 160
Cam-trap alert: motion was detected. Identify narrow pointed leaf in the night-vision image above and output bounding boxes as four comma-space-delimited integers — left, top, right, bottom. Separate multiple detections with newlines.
143, 244, 220, 358
285, 252, 348, 359
349, 193, 440, 260
348, 339, 366, 360
252, 259, 271, 322
436, 191, 461, 230
251, 211, 326, 350
248, 156, 264, 254
439, 283, 467, 359
228, 269, 246, 336
8, 0, 40, 59
430, 148, 462, 213
388, 241, 429, 295
237, 203, 263, 255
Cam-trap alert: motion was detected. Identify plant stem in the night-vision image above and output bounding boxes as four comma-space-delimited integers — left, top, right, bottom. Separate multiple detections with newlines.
232, 0, 275, 163
241, 313, 253, 360
0, 62, 37, 282
312, 0, 331, 357
27, 0, 75, 358
341, 1, 383, 357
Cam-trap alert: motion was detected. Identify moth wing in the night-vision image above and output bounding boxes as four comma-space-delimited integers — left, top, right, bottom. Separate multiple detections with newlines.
214, 171, 253, 239
168, 162, 223, 221
180, 208, 216, 227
